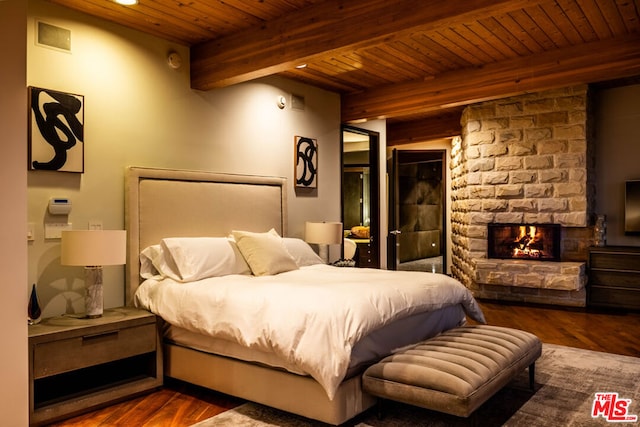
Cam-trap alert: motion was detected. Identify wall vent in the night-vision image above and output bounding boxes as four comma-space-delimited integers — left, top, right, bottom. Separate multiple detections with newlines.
37, 21, 71, 52
291, 94, 305, 111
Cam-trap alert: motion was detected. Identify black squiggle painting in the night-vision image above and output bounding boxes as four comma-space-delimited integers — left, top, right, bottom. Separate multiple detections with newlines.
28, 87, 84, 173
295, 136, 317, 188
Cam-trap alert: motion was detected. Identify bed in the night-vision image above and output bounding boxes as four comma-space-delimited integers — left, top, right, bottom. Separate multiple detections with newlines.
125, 166, 485, 425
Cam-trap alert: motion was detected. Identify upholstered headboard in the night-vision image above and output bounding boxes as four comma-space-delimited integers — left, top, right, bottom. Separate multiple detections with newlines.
125, 167, 287, 305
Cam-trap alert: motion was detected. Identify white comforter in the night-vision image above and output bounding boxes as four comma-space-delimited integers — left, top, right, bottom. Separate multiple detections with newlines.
134, 264, 486, 399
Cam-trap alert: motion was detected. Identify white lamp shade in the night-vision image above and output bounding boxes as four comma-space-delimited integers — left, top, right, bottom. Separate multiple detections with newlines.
61, 230, 127, 266
305, 221, 343, 245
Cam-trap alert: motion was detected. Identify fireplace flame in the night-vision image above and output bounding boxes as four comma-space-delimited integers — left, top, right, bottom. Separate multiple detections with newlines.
488, 223, 560, 261
513, 226, 542, 258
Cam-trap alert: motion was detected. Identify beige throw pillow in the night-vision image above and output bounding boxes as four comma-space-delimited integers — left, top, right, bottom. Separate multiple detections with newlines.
231, 229, 299, 276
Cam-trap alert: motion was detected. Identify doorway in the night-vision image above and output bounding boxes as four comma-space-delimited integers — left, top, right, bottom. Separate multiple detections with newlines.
388, 149, 446, 273
341, 126, 380, 268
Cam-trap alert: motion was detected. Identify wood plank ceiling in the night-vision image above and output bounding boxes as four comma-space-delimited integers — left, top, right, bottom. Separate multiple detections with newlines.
48, 0, 640, 144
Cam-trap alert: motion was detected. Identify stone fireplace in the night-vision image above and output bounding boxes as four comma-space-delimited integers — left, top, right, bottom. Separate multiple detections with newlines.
451, 85, 593, 307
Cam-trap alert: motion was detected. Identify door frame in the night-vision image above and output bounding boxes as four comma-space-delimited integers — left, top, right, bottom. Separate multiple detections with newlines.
387, 148, 447, 272
341, 125, 380, 268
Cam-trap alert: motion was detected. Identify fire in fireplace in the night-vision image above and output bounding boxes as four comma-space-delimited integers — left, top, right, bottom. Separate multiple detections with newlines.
488, 223, 561, 261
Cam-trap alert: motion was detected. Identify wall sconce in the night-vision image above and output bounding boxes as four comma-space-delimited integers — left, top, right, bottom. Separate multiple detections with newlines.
304, 221, 343, 263
61, 230, 126, 318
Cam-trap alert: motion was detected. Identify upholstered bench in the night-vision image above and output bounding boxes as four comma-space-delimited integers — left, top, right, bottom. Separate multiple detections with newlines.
362, 325, 542, 418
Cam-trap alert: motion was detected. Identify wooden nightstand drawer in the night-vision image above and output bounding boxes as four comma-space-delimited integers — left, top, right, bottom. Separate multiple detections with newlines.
33, 323, 156, 379
590, 252, 640, 271
589, 270, 640, 289
590, 285, 640, 307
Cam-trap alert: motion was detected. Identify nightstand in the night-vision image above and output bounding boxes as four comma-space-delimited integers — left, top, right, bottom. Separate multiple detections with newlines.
28, 307, 163, 426
588, 246, 640, 310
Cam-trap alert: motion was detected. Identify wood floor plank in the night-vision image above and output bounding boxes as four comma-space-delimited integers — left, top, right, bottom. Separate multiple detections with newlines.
50, 301, 640, 426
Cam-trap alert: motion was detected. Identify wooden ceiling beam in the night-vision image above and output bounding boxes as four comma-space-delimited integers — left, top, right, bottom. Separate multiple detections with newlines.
341, 33, 640, 123
387, 111, 463, 146
190, 0, 541, 90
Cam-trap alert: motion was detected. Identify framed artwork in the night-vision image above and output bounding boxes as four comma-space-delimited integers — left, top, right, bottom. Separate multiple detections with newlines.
295, 136, 317, 188
28, 86, 84, 173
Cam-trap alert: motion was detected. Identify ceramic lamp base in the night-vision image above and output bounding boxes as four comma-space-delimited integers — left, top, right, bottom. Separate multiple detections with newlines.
84, 266, 104, 318
318, 244, 329, 264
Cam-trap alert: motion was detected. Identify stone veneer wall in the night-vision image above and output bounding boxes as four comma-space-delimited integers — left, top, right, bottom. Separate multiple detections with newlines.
451, 85, 594, 306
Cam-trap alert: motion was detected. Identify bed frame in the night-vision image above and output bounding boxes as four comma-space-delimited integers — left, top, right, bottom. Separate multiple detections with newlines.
125, 166, 376, 425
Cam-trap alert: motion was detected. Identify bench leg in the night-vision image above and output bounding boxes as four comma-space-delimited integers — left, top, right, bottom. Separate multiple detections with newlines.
376, 399, 385, 420
529, 362, 536, 390
469, 410, 479, 427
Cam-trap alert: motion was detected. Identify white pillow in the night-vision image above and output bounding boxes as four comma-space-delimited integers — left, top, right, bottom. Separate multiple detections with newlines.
140, 244, 177, 280
147, 237, 251, 282
231, 229, 299, 276
282, 238, 324, 266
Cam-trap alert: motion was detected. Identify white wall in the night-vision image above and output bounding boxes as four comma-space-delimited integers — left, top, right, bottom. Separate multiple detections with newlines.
27, 0, 341, 318
0, 0, 29, 424
594, 84, 640, 246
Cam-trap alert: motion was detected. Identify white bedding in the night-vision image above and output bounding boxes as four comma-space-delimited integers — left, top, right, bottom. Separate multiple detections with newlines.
134, 264, 486, 400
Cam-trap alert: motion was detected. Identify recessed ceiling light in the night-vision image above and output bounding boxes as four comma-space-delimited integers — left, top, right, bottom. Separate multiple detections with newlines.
295, 64, 307, 69
115, 0, 138, 5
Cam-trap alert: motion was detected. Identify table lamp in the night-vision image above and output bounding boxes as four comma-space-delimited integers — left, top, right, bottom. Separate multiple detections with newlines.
61, 230, 127, 318
305, 221, 343, 263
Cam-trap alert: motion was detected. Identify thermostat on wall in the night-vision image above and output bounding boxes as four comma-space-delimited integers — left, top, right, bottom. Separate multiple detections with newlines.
48, 198, 72, 215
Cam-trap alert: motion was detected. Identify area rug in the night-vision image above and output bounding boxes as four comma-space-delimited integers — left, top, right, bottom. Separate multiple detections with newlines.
191, 344, 640, 426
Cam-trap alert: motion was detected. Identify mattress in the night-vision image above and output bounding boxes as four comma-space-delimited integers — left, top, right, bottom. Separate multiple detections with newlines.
162, 303, 467, 378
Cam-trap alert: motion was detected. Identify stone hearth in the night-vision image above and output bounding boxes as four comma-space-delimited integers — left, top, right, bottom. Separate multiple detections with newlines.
451, 85, 594, 307
475, 259, 587, 306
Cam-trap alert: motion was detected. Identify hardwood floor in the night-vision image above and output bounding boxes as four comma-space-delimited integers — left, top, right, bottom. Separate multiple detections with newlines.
49, 301, 640, 427
471, 301, 640, 357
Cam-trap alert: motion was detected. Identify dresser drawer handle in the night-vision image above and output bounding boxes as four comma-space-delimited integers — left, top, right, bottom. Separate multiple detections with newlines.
82, 330, 119, 342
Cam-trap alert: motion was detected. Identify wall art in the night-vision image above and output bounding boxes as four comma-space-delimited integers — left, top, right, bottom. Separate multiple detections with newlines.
294, 135, 317, 188
28, 86, 84, 173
